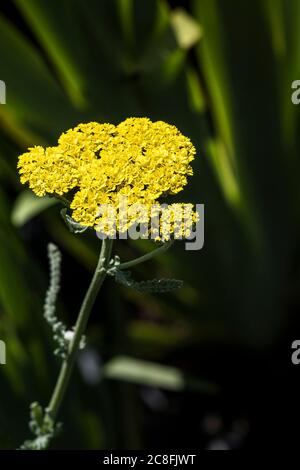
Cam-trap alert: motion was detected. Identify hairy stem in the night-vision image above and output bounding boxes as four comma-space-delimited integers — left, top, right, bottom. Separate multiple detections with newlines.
47, 238, 113, 421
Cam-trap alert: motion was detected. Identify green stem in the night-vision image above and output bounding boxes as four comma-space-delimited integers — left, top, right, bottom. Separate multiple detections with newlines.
118, 240, 174, 270
47, 238, 113, 421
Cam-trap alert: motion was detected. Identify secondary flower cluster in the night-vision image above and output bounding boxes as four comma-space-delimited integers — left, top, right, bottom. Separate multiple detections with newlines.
95, 199, 198, 240
18, 118, 198, 238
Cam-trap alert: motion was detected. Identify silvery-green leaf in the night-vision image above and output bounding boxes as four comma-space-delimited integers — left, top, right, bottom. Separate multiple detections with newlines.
111, 267, 183, 293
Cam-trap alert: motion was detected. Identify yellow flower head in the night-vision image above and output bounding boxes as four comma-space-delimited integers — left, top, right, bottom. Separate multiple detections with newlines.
18, 117, 198, 238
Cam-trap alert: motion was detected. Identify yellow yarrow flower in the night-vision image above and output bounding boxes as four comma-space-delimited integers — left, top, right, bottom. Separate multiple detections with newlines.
17, 117, 198, 238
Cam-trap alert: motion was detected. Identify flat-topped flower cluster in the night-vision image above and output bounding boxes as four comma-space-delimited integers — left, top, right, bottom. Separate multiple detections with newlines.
18, 117, 198, 239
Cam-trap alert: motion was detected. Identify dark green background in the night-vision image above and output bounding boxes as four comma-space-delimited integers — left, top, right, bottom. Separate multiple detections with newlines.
0, 0, 300, 449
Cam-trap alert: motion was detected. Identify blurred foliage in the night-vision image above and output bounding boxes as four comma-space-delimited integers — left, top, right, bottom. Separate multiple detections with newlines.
0, 0, 300, 449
